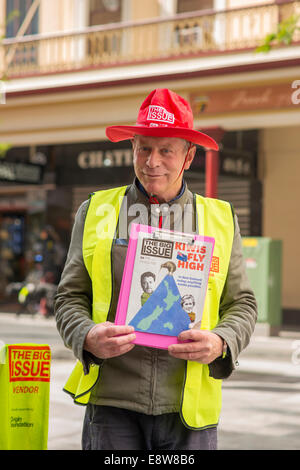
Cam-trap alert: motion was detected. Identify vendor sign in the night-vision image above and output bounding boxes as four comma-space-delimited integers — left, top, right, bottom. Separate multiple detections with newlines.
0, 343, 51, 450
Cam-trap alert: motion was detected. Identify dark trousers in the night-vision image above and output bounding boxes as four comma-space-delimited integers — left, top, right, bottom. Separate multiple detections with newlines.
82, 405, 217, 450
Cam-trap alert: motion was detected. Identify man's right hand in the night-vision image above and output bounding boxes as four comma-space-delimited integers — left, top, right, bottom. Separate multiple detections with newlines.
83, 321, 136, 359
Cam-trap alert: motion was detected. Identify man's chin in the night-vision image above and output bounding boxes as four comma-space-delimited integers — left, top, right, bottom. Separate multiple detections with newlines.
143, 182, 165, 198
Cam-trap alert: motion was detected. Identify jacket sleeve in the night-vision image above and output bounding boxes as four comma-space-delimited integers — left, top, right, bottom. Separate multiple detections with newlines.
54, 200, 97, 372
209, 214, 258, 379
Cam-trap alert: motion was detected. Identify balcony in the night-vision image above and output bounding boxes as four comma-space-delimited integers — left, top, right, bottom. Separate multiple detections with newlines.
1, 1, 299, 78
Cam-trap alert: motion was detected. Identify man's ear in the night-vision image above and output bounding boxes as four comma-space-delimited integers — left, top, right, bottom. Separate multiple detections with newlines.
184, 145, 197, 170
131, 137, 136, 150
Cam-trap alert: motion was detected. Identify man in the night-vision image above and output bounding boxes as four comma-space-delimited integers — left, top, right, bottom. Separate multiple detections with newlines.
55, 88, 257, 450
140, 272, 156, 306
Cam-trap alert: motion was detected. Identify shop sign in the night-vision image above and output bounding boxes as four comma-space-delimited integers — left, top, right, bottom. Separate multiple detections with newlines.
77, 148, 133, 169
190, 82, 300, 116
0, 161, 42, 184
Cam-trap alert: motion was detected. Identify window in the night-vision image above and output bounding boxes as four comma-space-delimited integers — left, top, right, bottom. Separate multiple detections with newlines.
89, 0, 122, 26
88, 0, 123, 61
176, 0, 214, 14
174, 0, 215, 50
5, 0, 39, 38
5, 0, 39, 69
6, 0, 39, 69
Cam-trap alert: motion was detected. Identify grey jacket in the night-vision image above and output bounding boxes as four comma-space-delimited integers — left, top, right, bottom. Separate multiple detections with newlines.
55, 180, 257, 415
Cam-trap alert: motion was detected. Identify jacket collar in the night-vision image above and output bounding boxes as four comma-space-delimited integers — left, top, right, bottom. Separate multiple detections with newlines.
131, 177, 191, 208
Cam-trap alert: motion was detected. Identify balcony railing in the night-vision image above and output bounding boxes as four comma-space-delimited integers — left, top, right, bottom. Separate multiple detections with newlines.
1, 1, 299, 78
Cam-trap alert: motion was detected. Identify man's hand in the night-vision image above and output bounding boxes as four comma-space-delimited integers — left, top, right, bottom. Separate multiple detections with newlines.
84, 322, 136, 359
168, 329, 223, 364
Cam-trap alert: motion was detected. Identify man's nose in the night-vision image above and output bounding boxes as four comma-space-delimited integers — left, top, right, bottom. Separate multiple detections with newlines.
146, 149, 161, 167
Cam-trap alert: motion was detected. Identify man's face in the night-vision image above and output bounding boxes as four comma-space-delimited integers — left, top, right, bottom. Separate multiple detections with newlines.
142, 276, 155, 294
132, 136, 195, 202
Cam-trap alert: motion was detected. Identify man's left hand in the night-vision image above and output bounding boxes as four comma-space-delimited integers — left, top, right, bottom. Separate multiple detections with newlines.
168, 330, 223, 363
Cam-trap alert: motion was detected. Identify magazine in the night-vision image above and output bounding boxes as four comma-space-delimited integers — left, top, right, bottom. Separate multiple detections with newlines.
115, 224, 215, 349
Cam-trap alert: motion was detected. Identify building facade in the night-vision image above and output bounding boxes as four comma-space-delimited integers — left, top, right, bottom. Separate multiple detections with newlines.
0, 0, 299, 324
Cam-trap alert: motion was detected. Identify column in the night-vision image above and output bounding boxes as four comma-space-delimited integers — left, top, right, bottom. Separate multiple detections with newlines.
202, 126, 225, 199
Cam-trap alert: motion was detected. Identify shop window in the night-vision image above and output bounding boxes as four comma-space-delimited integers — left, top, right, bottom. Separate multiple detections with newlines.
187, 130, 261, 237
5, 0, 39, 66
0, 214, 25, 295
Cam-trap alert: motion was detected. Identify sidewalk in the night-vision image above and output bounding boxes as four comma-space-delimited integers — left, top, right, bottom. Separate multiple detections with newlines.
1, 312, 300, 450
0, 312, 73, 360
236, 323, 300, 377
219, 325, 300, 450
48, 323, 300, 450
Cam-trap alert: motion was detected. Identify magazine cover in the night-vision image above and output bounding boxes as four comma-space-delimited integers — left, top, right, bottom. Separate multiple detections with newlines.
115, 224, 215, 349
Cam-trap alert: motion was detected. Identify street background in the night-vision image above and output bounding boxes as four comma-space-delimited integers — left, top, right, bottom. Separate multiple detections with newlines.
1, 312, 300, 451
1, 0, 300, 453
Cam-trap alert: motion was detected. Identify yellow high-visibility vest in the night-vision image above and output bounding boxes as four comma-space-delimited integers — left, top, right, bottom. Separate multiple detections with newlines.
64, 186, 234, 429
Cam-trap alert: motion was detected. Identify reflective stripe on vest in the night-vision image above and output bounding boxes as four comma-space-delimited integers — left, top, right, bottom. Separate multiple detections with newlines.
64, 187, 234, 429
64, 186, 127, 404
180, 194, 234, 429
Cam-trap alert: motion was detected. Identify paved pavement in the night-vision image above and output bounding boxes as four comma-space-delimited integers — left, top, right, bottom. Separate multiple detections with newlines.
1, 312, 300, 450
48, 360, 85, 450
219, 328, 300, 450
